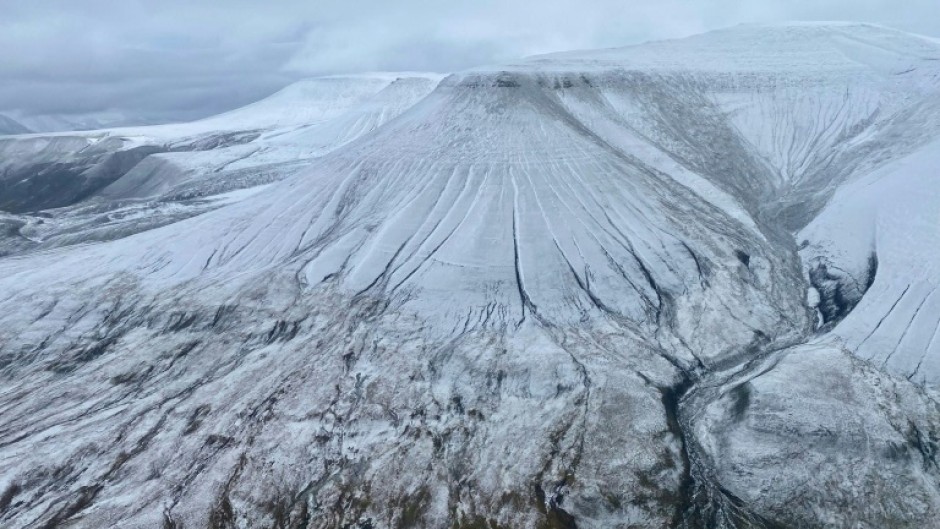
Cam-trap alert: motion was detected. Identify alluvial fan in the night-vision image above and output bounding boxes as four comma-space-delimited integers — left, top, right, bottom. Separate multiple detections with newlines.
1, 23, 940, 529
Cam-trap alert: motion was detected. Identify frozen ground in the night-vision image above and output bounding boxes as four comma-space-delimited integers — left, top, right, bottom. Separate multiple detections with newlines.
0, 23, 939, 529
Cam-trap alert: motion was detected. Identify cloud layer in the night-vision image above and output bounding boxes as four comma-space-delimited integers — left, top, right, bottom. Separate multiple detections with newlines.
2, 0, 937, 126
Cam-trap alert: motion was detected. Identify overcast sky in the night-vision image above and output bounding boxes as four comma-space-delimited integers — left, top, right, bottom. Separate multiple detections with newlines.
2, 0, 938, 126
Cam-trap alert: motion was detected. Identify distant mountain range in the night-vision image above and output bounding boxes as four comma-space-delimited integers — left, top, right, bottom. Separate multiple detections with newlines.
0, 110, 175, 134
0, 113, 31, 135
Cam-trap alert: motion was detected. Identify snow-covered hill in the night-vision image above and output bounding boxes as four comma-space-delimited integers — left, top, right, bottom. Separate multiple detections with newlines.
0, 23, 938, 529
801, 131, 940, 383
0, 73, 441, 254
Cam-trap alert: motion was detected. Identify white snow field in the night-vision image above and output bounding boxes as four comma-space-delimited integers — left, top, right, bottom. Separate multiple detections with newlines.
801, 132, 940, 383
0, 23, 939, 529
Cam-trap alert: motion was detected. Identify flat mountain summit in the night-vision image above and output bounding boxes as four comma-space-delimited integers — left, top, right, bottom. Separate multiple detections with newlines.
1, 23, 939, 529
534, 22, 940, 71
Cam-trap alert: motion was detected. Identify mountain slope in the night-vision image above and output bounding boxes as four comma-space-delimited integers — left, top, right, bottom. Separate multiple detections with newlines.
0, 74, 441, 258
0, 114, 31, 136
801, 130, 940, 383
0, 24, 939, 529
4, 111, 163, 133
0, 74, 441, 213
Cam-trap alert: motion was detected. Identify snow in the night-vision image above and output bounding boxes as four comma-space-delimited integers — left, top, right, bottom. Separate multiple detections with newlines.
802, 134, 940, 383
528, 22, 940, 75
1, 73, 443, 145
0, 23, 939, 529
0, 114, 31, 135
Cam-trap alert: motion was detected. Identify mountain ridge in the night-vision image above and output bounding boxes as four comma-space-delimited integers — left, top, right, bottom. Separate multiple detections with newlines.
0, 114, 31, 136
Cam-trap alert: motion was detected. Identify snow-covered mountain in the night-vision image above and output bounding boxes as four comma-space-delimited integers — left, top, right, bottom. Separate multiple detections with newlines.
0, 73, 442, 254
5, 110, 188, 134
0, 114, 31, 136
0, 23, 939, 529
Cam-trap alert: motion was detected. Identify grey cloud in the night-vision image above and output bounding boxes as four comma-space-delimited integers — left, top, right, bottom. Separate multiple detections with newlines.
1, 0, 937, 127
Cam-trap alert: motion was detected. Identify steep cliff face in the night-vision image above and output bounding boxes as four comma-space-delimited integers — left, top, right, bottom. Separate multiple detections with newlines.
0, 24, 939, 529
